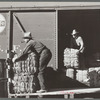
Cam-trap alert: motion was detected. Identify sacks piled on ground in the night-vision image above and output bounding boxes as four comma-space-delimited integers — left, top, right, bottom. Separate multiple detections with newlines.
64, 48, 79, 68
12, 53, 37, 93
76, 69, 89, 84
13, 74, 35, 93
88, 67, 100, 87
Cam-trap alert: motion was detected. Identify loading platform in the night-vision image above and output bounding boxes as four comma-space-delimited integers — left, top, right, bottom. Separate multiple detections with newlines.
8, 88, 100, 99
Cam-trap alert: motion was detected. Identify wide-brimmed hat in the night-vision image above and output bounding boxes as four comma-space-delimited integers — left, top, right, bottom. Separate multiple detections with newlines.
23, 32, 32, 39
71, 29, 79, 35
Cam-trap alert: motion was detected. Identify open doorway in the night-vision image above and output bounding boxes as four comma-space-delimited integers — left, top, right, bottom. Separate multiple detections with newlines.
58, 9, 100, 69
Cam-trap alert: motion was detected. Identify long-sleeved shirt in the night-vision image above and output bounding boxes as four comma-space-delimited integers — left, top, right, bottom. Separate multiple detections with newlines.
16, 39, 46, 61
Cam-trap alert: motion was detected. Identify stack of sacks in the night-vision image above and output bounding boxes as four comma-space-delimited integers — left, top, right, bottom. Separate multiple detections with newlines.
13, 74, 35, 93
12, 53, 37, 94
88, 67, 100, 87
76, 69, 88, 83
64, 48, 79, 68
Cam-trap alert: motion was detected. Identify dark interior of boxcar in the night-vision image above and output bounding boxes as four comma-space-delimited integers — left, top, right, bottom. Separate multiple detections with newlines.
58, 9, 100, 69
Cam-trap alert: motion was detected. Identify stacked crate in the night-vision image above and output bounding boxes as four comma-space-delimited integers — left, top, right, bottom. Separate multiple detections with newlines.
12, 53, 38, 94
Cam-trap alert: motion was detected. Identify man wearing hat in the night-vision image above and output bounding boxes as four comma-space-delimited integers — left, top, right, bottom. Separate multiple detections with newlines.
12, 32, 52, 93
71, 29, 84, 54
70, 29, 85, 69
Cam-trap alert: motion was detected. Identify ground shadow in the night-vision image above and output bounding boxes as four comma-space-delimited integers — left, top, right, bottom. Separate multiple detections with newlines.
44, 67, 89, 90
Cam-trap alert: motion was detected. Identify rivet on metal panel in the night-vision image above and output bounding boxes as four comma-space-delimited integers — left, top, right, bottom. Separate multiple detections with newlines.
0, 45, 4, 52
13, 45, 20, 51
